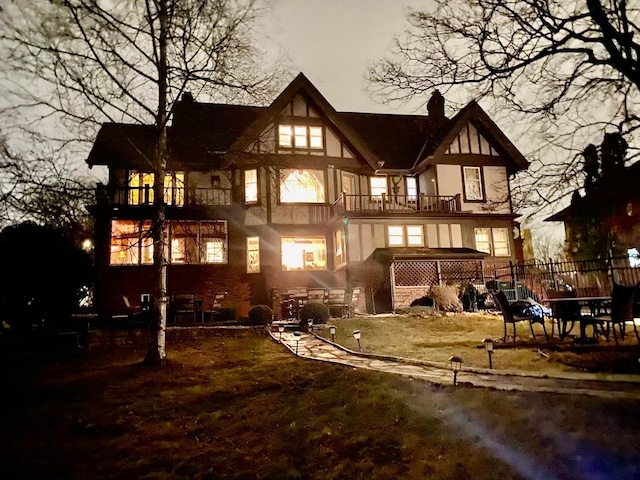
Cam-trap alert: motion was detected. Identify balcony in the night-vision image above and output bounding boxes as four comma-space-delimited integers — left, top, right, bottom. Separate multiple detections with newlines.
96, 185, 232, 207
332, 193, 461, 216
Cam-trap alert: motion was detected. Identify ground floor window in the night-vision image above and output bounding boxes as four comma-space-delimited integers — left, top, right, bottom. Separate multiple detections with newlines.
387, 225, 425, 247
110, 220, 227, 265
281, 236, 326, 271
474, 227, 510, 256
247, 236, 260, 273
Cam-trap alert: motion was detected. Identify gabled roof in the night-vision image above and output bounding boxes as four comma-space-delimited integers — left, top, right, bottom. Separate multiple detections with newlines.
87, 73, 530, 174
415, 101, 529, 174
229, 73, 384, 170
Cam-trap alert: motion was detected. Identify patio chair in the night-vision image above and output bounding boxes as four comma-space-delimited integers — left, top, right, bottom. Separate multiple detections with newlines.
207, 292, 227, 322
169, 293, 197, 325
307, 288, 327, 303
327, 288, 348, 318
491, 290, 549, 343
592, 283, 640, 344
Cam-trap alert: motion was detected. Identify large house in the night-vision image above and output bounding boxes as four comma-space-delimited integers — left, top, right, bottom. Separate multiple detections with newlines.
87, 73, 529, 318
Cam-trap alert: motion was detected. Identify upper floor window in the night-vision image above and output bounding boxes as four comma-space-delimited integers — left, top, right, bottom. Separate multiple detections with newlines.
128, 171, 185, 206
278, 125, 323, 150
406, 177, 417, 199
280, 169, 325, 203
370, 176, 387, 198
474, 227, 510, 256
463, 166, 484, 201
244, 169, 258, 203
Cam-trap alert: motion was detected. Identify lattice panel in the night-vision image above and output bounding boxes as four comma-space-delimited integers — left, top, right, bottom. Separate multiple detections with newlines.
393, 261, 438, 286
440, 261, 483, 284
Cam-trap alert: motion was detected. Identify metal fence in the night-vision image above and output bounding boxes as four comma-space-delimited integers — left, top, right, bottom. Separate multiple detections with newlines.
488, 256, 640, 302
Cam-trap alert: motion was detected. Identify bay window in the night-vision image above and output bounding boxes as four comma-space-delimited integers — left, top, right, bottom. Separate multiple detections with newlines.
279, 169, 325, 203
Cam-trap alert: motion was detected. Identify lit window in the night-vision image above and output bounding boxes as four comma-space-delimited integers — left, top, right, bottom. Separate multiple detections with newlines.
206, 239, 225, 263
406, 177, 417, 200
294, 126, 307, 147
245, 169, 258, 203
278, 125, 292, 147
164, 172, 185, 206
247, 236, 260, 273
140, 222, 154, 264
407, 225, 424, 246
370, 176, 387, 197
281, 236, 326, 271
474, 228, 491, 254
128, 172, 154, 205
128, 171, 184, 205
110, 220, 140, 265
492, 228, 510, 256
463, 166, 483, 201
310, 126, 323, 148
474, 227, 510, 256
335, 230, 343, 256
171, 238, 186, 263
278, 125, 323, 150
280, 169, 325, 203
387, 226, 404, 246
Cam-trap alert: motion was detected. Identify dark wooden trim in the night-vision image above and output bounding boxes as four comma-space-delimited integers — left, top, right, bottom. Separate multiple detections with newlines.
438, 154, 507, 166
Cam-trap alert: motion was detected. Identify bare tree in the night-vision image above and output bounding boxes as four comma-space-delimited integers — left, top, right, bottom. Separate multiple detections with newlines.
0, 0, 284, 364
369, 0, 640, 212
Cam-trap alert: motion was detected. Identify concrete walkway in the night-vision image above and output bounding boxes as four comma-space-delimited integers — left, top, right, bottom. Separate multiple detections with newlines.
271, 330, 640, 399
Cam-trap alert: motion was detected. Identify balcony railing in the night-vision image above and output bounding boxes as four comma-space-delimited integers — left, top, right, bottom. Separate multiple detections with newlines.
97, 185, 232, 207
332, 193, 461, 215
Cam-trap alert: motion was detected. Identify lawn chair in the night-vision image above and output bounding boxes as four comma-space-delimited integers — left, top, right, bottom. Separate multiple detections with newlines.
491, 290, 549, 343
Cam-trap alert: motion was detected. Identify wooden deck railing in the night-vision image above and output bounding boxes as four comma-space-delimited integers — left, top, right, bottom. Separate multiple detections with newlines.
332, 193, 461, 215
96, 185, 232, 207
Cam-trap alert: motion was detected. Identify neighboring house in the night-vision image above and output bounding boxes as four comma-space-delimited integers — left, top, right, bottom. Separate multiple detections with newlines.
87, 73, 529, 317
546, 160, 640, 260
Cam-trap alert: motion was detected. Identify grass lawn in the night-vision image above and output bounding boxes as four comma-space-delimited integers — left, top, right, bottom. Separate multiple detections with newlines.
316, 313, 640, 374
2, 331, 640, 479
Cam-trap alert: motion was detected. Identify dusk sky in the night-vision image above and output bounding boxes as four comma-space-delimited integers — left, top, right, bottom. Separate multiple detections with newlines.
261, 0, 424, 114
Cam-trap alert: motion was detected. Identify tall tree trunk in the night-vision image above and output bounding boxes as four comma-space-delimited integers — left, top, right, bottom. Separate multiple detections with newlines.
145, 0, 169, 365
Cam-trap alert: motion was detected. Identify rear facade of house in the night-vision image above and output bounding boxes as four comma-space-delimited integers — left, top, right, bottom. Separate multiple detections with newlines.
87, 73, 528, 318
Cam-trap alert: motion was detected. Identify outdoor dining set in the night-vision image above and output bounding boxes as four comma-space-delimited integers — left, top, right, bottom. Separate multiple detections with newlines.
491, 282, 640, 345
271, 286, 362, 321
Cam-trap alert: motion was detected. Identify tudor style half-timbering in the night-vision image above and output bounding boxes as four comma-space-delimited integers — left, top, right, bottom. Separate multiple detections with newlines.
87, 73, 528, 317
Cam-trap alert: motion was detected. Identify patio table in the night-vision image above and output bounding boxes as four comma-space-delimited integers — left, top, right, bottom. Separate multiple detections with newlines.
545, 296, 611, 341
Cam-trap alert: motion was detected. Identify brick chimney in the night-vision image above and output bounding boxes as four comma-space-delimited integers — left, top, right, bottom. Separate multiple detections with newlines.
427, 90, 445, 122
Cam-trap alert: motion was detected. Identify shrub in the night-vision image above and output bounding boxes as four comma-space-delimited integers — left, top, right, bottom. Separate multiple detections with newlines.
248, 305, 273, 326
299, 302, 330, 330
429, 285, 463, 313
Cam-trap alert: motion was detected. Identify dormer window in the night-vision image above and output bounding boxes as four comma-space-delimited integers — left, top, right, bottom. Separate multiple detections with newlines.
278, 125, 323, 150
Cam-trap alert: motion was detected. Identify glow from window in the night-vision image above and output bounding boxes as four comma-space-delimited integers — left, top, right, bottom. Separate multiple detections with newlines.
245, 169, 258, 203
463, 166, 483, 201
388, 226, 404, 246
294, 126, 307, 147
171, 238, 186, 263
247, 236, 260, 273
281, 236, 326, 271
407, 225, 424, 246
206, 239, 225, 264
474, 228, 491, 254
280, 169, 325, 203
310, 126, 323, 148
406, 177, 417, 199
370, 176, 387, 197
492, 228, 510, 256
278, 125, 292, 147
278, 125, 323, 149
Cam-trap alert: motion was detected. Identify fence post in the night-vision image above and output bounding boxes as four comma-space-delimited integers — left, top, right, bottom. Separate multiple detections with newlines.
509, 261, 517, 300
607, 249, 615, 286
549, 258, 556, 290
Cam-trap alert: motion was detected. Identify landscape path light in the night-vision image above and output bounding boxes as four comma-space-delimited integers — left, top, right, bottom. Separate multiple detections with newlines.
353, 330, 361, 352
483, 338, 494, 369
449, 355, 463, 386
278, 324, 285, 343
329, 325, 336, 342
294, 331, 302, 355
